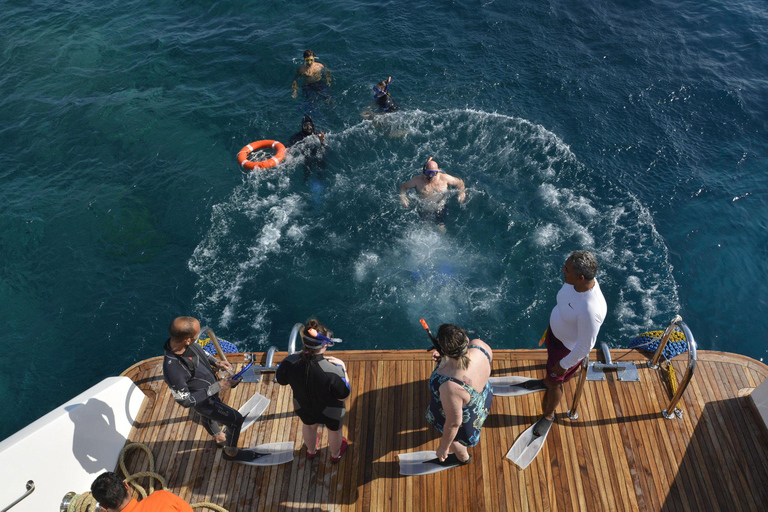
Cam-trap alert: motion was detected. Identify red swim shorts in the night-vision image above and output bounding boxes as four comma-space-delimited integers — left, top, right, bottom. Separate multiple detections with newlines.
544, 326, 583, 384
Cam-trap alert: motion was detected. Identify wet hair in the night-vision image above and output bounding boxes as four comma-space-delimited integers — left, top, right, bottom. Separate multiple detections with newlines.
169, 316, 198, 343
303, 49, 315, 59
91, 472, 127, 509
436, 324, 470, 370
569, 250, 598, 281
376, 79, 388, 90
300, 318, 333, 403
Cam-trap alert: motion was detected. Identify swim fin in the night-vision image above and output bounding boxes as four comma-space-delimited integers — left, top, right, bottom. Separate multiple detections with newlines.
238, 392, 270, 433
398, 451, 471, 475
223, 442, 294, 466
506, 418, 553, 469
489, 376, 547, 396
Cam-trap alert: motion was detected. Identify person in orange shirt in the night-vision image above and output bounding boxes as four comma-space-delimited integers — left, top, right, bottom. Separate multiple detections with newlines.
90, 472, 193, 512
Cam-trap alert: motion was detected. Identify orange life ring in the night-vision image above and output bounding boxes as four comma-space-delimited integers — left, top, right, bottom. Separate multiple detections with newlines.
236, 140, 286, 171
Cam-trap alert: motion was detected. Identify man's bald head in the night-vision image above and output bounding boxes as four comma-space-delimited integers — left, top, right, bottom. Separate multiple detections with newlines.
424, 158, 439, 171
169, 316, 201, 344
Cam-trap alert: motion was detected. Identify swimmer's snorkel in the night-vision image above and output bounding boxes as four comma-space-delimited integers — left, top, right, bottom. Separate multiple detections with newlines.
302, 328, 342, 348
420, 318, 443, 356
232, 362, 253, 381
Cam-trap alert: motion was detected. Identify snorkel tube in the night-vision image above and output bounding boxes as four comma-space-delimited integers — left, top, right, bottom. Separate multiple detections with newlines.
420, 318, 443, 355
373, 76, 392, 97
232, 362, 253, 381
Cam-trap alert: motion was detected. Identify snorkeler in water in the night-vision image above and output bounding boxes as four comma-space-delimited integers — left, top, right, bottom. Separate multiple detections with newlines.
399, 157, 466, 228
291, 49, 332, 103
287, 115, 326, 148
362, 76, 399, 118
287, 115, 326, 181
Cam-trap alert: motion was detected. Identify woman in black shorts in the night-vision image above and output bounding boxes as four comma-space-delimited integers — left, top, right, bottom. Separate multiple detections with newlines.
276, 319, 351, 462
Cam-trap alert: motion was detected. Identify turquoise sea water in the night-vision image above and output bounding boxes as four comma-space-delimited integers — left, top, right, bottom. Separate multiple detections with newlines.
1, 0, 766, 440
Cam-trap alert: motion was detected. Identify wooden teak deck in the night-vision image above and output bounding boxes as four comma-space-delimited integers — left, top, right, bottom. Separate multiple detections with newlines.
120, 350, 768, 511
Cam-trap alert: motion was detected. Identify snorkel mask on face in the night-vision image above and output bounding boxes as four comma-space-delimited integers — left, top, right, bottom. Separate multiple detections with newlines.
423, 158, 439, 179
302, 328, 342, 348
301, 114, 314, 134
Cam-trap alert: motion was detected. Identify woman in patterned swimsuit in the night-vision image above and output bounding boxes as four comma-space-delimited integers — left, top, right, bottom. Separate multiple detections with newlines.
426, 324, 493, 464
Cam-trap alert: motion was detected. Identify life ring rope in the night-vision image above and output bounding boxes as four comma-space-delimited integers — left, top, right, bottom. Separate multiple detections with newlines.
236, 139, 286, 171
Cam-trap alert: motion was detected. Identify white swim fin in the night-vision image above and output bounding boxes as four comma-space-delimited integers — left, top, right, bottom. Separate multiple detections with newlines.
506, 418, 552, 469
489, 376, 547, 396
238, 392, 270, 433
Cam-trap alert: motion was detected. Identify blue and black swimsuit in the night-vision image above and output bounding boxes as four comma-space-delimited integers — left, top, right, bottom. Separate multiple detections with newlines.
376, 93, 398, 113
425, 345, 494, 447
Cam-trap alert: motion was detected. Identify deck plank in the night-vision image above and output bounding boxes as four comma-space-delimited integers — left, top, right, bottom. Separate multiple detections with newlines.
118, 349, 768, 511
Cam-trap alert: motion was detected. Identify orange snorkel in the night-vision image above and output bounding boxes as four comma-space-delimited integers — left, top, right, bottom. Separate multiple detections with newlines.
420, 318, 442, 355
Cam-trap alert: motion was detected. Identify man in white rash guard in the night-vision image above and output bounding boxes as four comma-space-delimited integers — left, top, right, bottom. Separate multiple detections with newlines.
534, 250, 607, 436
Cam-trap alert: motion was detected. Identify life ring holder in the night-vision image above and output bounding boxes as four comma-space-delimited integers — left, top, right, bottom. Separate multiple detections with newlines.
236, 140, 286, 171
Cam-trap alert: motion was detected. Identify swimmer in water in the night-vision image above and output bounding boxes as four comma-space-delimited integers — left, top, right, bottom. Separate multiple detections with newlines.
287, 115, 326, 148
362, 76, 399, 118
399, 157, 466, 229
291, 49, 332, 103
287, 115, 326, 181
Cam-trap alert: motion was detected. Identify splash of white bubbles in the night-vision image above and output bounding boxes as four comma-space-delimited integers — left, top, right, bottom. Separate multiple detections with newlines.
188, 108, 679, 348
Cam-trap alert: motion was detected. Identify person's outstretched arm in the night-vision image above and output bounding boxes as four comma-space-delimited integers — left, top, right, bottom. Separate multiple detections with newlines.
399, 179, 416, 207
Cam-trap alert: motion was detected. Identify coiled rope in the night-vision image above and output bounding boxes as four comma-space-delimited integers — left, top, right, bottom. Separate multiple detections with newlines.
627, 329, 688, 359
64, 442, 227, 512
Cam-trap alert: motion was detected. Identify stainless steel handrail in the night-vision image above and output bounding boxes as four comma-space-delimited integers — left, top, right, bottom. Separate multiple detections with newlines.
645, 315, 698, 419
567, 358, 590, 420
648, 315, 683, 369
247, 324, 302, 380
662, 319, 697, 419
187, 326, 301, 383
265, 346, 277, 367
288, 323, 302, 355
1, 480, 34, 512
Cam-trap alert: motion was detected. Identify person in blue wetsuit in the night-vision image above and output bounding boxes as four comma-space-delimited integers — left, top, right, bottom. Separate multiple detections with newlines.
362, 76, 399, 118
291, 49, 332, 104
426, 324, 493, 464
276, 319, 351, 462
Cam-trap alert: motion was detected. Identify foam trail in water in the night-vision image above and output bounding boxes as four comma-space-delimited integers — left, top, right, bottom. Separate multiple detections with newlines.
189, 171, 304, 342
189, 108, 679, 348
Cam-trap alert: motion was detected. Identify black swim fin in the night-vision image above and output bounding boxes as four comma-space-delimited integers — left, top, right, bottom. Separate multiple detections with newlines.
398, 451, 472, 475
222, 442, 294, 466
423, 454, 472, 467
